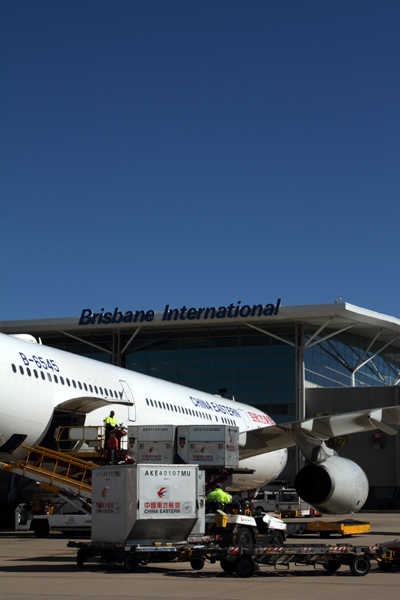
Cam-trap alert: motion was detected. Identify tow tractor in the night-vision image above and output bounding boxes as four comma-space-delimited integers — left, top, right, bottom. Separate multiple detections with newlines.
376, 539, 400, 571
205, 501, 286, 546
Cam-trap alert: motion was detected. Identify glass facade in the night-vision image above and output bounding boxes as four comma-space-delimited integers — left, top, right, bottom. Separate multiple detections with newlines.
304, 327, 400, 388
124, 326, 296, 424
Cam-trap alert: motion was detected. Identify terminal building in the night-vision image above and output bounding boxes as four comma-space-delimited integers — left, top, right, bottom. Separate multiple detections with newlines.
1, 299, 400, 509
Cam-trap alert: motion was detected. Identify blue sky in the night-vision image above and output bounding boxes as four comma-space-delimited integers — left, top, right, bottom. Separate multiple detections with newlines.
2, 1, 400, 321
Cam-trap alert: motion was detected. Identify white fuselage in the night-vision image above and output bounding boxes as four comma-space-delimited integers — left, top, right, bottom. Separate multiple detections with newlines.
0, 332, 287, 490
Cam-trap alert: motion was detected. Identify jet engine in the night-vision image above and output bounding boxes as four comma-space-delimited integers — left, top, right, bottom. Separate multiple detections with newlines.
295, 456, 369, 514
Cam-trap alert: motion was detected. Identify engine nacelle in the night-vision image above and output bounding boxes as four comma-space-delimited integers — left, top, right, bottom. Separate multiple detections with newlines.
295, 456, 369, 514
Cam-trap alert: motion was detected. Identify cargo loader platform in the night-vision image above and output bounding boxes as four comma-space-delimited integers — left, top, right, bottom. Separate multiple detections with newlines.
286, 519, 371, 538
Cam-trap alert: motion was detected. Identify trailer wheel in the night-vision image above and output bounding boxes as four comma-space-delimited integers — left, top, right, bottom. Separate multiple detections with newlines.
272, 531, 284, 546
33, 520, 49, 539
76, 549, 86, 568
235, 527, 254, 547
234, 556, 256, 578
190, 558, 205, 571
323, 560, 341, 573
350, 555, 370, 576
255, 507, 264, 515
377, 560, 392, 572
124, 554, 139, 573
318, 531, 331, 539
220, 559, 235, 574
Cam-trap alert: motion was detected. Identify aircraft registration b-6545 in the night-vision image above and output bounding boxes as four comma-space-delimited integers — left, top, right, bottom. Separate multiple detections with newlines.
1, 331, 400, 514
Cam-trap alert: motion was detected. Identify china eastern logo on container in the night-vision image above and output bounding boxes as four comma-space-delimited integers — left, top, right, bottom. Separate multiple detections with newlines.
157, 486, 169, 499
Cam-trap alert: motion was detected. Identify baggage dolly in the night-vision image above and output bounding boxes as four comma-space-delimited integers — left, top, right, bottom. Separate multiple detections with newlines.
68, 540, 382, 577
68, 539, 228, 573
222, 543, 381, 577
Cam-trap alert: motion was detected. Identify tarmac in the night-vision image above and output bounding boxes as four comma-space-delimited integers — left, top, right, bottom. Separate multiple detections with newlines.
0, 512, 399, 600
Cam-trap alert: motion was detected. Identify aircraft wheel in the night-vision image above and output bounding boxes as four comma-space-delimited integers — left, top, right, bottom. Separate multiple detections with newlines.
190, 558, 205, 570
220, 559, 235, 574
124, 554, 139, 573
350, 555, 370, 576
234, 556, 256, 578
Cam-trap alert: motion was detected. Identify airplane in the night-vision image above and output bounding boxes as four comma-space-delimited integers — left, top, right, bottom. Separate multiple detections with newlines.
1, 330, 400, 514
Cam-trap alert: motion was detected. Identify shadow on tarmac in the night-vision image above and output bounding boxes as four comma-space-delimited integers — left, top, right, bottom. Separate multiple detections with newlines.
0, 561, 397, 577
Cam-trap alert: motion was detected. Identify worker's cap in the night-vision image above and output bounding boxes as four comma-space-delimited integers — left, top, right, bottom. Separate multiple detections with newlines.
216, 483, 223, 489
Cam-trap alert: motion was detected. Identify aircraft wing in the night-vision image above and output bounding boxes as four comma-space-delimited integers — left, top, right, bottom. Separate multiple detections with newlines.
55, 396, 133, 414
239, 405, 400, 462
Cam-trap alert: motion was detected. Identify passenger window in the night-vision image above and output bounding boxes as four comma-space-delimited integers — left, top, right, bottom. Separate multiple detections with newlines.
150, 399, 153, 407
34, 370, 38, 378
19, 366, 24, 375
60, 377, 64, 385
12, 364, 16, 373
72, 380, 77, 388
27, 368, 31, 377
78, 381, 82, 390
66, 378, 71, 386
109, 389, 113, 397
94, 386, 98, 393
47, 373, 52, 382
54, 375, 58, 383
41, 371, 45, 380
105, 389, 108, 396
99, 387, 103, 394
83, 383, 88, 391
89, 384, 93, 392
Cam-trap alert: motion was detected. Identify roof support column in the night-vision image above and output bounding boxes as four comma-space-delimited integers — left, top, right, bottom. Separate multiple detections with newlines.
395, 386, 400, 487
295, 322, 305, 474
112, 331, 121, 367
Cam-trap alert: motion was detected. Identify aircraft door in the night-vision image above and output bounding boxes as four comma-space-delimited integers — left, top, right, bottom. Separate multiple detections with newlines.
238, 409, 252, 430
119, 380, 136, 422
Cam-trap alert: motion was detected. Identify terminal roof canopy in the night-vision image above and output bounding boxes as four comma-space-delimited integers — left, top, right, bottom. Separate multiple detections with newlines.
1, 302, 400, 350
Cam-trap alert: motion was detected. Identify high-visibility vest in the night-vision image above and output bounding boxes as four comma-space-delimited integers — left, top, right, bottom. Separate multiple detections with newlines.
104, 416, 118, 427
206, 488, 230, 503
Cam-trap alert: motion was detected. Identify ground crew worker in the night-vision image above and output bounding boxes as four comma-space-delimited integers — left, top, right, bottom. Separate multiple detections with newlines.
107, 432, 118, 464
104, 410, 118, 447
206, 483, 231, 504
